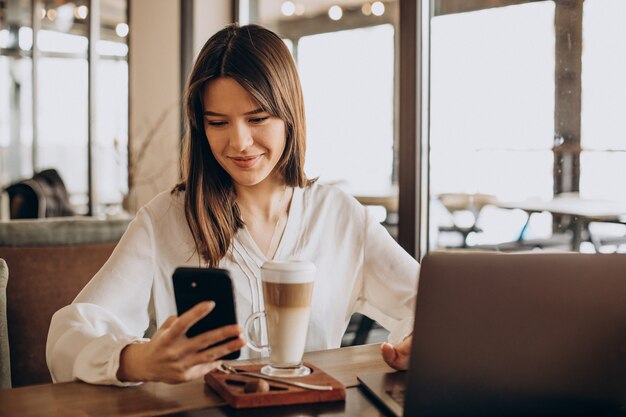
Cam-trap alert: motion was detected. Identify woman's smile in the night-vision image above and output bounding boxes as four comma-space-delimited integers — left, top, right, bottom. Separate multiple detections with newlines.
229, 155, 262, 168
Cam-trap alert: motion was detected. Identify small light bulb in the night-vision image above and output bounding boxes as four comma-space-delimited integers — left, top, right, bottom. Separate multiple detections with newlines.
281, 1, 296, 17
116, 23, 129, 37
47, 8, 57, 21
76, 5, 88, 19
328, 5, 343, 21
362, 3, 372, 16
371, 1, 385, 16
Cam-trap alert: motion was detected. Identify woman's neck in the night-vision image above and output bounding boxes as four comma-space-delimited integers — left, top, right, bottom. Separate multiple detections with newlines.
235, 176, 290, 223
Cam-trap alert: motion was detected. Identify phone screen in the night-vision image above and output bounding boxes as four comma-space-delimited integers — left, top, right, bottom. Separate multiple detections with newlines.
172, 267, 240, 359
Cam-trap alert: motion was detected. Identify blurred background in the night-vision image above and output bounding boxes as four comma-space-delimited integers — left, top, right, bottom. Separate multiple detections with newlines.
2, 0, 626, 253
2, 0, 626, 351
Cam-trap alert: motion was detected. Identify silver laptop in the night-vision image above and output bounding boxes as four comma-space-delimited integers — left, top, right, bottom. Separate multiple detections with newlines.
358, 251, 626, 417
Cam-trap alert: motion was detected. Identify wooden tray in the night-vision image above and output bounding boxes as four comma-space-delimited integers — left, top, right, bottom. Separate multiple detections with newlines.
204, 362, 346, 408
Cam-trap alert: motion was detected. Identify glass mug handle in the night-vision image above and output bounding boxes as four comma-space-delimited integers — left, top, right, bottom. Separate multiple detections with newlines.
244, 311, 269, 352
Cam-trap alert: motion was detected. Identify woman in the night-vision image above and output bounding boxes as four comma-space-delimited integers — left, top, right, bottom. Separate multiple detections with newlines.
47, 24, 417, 386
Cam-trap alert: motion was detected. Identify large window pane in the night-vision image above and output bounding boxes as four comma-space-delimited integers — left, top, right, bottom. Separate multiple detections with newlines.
580, 0, 626, 203
299, 25, 394, 193
429, 2, 555, 249
37, 56, 88, 198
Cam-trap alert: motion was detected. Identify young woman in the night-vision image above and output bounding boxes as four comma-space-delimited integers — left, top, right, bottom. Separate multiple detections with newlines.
47, 24, 417, 386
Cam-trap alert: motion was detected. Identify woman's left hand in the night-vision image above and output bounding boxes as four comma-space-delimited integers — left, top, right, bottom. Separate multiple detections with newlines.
381, 335, 412, 370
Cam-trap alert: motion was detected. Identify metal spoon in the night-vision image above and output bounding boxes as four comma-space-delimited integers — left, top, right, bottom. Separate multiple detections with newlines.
217, 363, 334, 391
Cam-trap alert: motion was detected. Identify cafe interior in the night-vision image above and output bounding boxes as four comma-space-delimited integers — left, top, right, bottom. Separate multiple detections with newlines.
0, 0, 625, 415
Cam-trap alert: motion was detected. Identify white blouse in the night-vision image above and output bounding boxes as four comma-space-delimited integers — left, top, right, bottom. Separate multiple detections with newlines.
46, 183, 419, 386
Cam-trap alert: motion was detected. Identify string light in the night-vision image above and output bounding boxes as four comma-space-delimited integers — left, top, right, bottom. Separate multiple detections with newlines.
361, 3, 372, 16
328, 5, 342, 21
281, 1, 295, 17
75, 5, 88, 19
116, 23, 129, 37
46, 9, 57, 21
371, 1, 385, 16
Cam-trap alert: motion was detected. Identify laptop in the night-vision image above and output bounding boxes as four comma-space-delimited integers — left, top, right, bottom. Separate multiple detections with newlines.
358, 251, 626, 417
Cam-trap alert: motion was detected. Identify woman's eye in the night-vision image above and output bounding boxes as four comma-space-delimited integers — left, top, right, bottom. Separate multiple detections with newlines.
249, 116, 269, 124
206, 120, 227, 127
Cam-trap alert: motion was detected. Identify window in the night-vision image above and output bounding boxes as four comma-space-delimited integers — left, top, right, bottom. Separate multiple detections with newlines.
298, 24, 395, 193
580, 0, 626, 202
429, 2, 555, 248
0, 0, 128, 215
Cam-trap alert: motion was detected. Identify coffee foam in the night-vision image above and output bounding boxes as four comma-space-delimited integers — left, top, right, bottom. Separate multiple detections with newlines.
261, 260, 315, 284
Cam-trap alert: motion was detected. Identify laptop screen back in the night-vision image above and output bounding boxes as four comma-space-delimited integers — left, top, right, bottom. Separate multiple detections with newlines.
404, 251, 626, 417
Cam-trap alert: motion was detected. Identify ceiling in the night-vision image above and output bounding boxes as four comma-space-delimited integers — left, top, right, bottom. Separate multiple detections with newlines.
256, 0, 396, 24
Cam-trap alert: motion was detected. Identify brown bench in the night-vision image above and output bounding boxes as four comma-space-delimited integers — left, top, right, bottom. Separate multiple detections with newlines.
0, 217, 130, 387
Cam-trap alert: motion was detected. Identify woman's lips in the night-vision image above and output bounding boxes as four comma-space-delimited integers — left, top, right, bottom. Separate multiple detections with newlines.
230, 155, 261, 168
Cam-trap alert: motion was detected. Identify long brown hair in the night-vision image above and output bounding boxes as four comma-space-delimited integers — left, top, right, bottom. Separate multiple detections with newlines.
174, 24, 312, 267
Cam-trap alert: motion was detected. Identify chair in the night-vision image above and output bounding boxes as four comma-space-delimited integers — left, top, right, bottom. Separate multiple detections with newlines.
437, 193, 496, 247
0, 216, 130, 387
0, 259, 10, 388
5, 169, 75, 219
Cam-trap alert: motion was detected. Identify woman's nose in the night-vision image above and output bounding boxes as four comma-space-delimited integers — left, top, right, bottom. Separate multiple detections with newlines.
229, 121, 254, 152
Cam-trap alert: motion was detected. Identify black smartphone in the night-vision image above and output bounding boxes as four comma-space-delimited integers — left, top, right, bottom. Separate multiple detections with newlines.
172, 267, 240, 360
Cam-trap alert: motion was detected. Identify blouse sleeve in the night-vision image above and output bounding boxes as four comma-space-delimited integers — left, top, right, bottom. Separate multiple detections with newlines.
354, 208, 419, 345
46, 206, 156, 386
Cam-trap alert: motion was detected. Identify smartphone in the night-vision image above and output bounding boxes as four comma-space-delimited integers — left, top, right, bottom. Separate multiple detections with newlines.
172, 267, 240, 360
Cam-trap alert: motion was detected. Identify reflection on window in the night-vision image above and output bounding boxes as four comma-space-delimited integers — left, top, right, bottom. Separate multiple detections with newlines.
581, 0, 626, 201
429, 2, 555, 247
299, 24, 394, 194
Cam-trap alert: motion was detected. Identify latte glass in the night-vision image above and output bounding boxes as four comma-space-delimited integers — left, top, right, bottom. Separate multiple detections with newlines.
245, 260, 315, 377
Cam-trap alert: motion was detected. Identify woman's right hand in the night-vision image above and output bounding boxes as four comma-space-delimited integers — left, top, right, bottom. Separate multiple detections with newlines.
117, 301, 245, 383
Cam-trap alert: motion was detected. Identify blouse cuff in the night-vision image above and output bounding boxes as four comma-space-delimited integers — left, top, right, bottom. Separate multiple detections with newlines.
74, 336, 150, 387
109, 338, 151, 387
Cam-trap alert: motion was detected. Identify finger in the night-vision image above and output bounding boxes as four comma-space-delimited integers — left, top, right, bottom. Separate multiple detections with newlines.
381, 342, 398, 366
181, 324, 244, 355
151, 316, 177, 341
161, 316, 177, 331
163, 301, 215, 343
186, 337, 246, 367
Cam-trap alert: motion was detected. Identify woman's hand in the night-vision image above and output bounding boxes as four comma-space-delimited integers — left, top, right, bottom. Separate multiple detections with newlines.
381, 335, 412, 370
117, 301, 245, 384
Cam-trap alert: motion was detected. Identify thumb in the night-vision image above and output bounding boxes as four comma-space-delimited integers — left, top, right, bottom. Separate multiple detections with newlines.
381, 342, 398, 365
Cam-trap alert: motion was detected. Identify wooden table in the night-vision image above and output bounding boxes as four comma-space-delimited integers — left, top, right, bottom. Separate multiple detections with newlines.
0, 344, 394, 417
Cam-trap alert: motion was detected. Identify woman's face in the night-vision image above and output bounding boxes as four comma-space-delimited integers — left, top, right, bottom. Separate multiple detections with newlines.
202, 76, 287, 188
